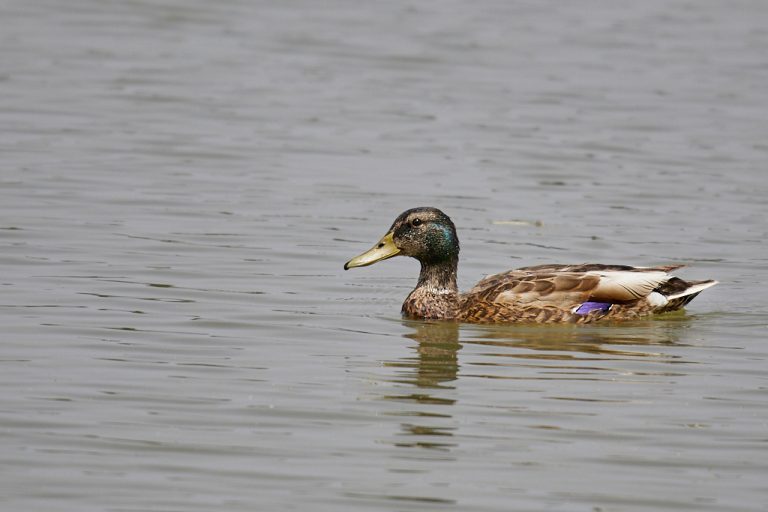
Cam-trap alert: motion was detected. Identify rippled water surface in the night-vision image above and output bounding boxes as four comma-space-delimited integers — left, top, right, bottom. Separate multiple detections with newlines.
2, 1, 767, 511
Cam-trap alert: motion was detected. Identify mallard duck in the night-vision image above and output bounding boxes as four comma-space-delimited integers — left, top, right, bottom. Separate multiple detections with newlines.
344, 207, 717, 323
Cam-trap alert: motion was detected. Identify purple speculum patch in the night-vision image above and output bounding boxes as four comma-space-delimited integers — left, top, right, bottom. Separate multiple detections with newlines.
574, 301, 612, 315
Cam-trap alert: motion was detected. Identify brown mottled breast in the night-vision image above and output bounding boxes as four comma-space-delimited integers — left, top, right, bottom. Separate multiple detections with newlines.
401, 288, 460, 320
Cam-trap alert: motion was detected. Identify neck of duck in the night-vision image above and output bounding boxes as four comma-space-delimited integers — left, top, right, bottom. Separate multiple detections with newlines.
402, 257, 460, 320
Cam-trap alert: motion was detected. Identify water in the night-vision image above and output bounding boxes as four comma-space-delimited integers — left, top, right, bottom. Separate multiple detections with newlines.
2, 1, 767, 511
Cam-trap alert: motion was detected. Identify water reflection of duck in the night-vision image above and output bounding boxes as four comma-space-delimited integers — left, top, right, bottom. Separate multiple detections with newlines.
463, 315, 690, 359
397, 316, 688, 371
345, 207, 717, 323
382, 322, 461, 451
400, 321, 461, 389
380, 317, 692, 451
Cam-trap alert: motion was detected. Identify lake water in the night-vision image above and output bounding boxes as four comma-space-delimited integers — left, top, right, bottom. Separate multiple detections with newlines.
2, 1, 767, 511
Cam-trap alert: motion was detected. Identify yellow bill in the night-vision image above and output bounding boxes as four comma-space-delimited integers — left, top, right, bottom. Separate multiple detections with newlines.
344, 231, 400, 270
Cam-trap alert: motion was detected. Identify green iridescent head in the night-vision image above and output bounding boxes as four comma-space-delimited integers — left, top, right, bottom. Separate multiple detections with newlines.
344, 207, 459, 270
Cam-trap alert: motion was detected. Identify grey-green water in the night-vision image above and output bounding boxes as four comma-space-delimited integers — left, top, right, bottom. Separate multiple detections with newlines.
2, 1, 767, 511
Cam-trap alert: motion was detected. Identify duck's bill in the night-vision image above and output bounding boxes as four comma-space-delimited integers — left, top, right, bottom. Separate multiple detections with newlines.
344, 231, 400, 270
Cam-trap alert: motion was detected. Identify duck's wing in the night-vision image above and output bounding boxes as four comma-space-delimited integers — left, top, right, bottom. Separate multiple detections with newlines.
467, 270, 598, 307
467, 265, 678, 306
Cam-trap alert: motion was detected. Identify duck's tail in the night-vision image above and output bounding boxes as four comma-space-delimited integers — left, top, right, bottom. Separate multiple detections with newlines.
652, 278, 718, 313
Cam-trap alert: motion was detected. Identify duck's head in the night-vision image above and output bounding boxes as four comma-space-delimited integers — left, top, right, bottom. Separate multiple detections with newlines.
344, 207, 459, 270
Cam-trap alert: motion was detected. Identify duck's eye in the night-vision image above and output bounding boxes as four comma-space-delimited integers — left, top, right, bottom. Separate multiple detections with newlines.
411, 218, 422, 227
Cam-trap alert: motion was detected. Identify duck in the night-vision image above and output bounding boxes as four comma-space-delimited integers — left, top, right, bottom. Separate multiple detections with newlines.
344, 207, 717, 323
